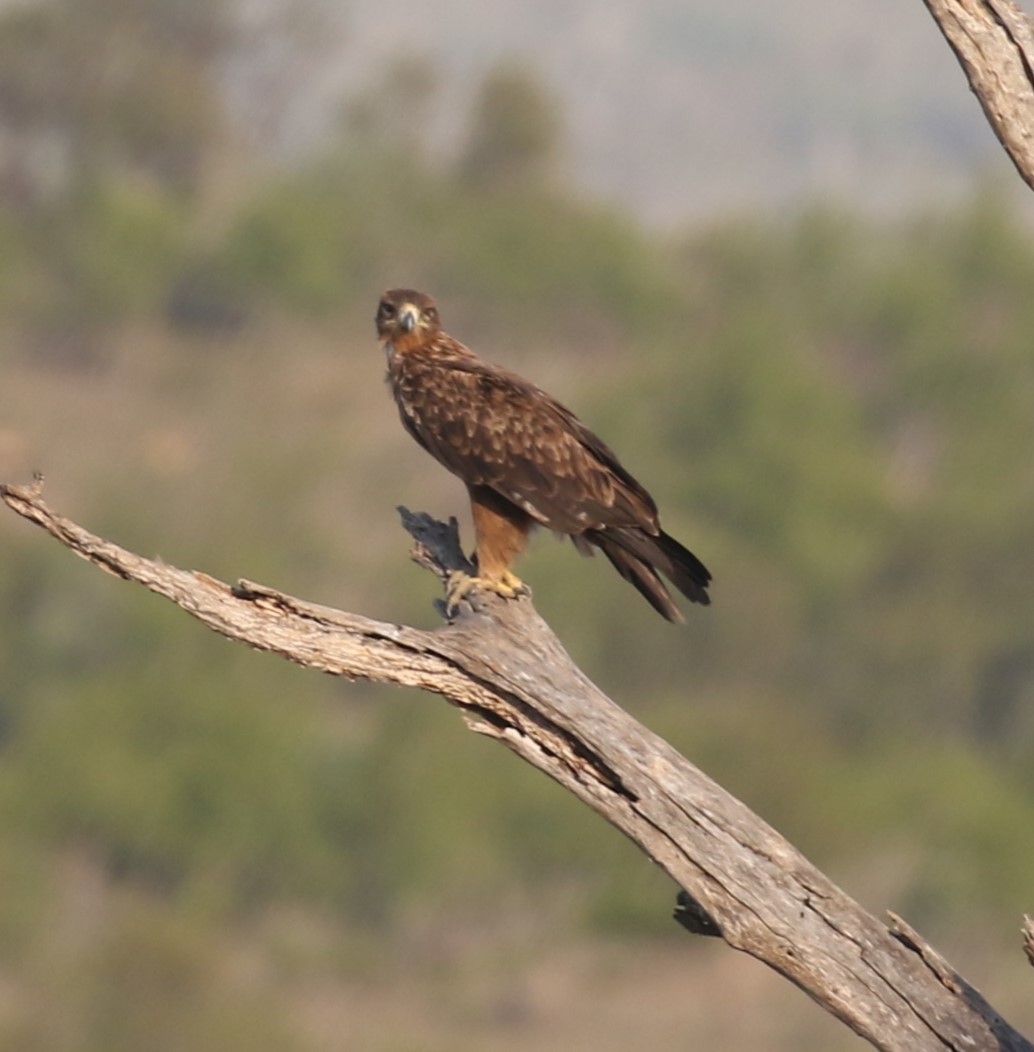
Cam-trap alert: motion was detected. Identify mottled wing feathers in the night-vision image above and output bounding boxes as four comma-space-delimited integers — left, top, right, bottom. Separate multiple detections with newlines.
395, 347, 657, 535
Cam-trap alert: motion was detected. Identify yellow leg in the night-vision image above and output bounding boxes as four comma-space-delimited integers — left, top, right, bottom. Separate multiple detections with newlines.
443, 485, 533, 614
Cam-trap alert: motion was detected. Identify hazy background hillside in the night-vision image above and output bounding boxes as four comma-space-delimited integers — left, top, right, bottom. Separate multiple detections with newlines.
334, 0, 1015, 222
1, 1, 1033, 1050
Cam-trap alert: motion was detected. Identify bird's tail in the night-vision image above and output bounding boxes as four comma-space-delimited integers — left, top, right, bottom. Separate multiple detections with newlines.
587, 527, 711, 622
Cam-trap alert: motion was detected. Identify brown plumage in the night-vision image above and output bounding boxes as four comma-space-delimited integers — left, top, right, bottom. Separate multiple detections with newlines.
375, 288, 711, 621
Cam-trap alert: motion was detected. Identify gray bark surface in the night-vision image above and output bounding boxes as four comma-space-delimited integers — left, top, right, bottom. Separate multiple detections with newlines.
923, 0, 1034, 189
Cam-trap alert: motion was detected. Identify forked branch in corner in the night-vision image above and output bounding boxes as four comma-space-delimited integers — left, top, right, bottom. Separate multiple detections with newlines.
921, 0, 1034, 191
1, 479, 1030, 1052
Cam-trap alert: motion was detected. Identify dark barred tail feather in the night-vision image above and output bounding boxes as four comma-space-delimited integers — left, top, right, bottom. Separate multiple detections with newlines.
588, 527, 711, 623
652, 530, 712, 605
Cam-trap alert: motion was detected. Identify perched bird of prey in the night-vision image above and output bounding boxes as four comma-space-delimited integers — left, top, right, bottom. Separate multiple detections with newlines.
376, 289, 711, 621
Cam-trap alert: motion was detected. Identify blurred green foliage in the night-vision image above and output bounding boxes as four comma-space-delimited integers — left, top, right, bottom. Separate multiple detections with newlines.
0, 7, 1033, 1048
455, 63, 563, 192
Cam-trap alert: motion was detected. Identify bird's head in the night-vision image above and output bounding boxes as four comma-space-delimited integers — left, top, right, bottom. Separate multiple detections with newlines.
376, 289, 441, 351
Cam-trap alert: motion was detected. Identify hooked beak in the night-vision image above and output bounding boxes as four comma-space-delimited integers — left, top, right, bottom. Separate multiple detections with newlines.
399, 305, 419, 333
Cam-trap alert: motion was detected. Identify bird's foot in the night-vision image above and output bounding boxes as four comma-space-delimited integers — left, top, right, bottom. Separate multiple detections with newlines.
445, 570, 529, 615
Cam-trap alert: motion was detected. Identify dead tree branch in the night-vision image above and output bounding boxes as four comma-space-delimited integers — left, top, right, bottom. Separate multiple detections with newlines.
922, 0, 1034, 190
2, 479, 1030, 1052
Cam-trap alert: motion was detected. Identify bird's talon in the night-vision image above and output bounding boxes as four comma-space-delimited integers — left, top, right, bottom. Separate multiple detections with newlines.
445, 571, 477, 615
499, 570, 530, 598
445, 571, 528, 614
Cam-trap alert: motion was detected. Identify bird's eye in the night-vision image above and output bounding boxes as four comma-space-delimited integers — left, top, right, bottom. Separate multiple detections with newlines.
379, 302, 396, 318
425, 307, 438, 322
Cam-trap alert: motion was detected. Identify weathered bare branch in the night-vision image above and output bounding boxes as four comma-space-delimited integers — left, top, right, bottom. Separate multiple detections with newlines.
922, 0, 1034, 190
2, 479, 1030, 1051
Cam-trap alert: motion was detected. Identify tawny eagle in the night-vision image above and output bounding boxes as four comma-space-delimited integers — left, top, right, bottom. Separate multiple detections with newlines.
376, 288, 710, 621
